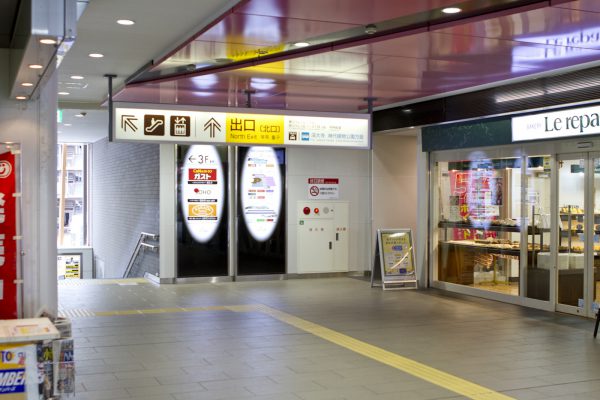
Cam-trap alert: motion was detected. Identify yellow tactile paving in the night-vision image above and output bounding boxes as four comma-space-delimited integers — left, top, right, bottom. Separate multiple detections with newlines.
65, 304, 514, 400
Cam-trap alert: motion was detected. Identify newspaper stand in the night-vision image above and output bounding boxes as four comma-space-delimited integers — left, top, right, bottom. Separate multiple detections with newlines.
371, 229, 418, 290
0, 318, 73, 399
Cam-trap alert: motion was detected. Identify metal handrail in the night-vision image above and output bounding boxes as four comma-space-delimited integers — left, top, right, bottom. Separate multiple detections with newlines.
123, 232, 159, 278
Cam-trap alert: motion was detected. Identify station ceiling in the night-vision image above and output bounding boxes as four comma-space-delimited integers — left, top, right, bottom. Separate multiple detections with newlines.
58, 0, 600, 116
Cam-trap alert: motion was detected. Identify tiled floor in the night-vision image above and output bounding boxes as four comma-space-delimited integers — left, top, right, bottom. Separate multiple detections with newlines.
58, 277, 600, 400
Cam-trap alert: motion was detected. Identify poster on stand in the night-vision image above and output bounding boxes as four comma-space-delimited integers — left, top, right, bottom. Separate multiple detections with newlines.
371, 229, 417, 290
0, 151, 17, 319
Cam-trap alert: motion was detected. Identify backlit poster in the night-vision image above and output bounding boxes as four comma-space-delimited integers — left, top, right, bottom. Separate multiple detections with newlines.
240, 147, 282, 241
177, 145, 228, 277
237, 147, 285, 275
180, 145, 225, 242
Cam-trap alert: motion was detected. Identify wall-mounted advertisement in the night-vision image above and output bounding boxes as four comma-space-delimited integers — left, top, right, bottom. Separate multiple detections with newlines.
240, 147, 282, 242
237, 147, 286, 275
114, 103, 370, 149
57, 254, 81, 279
177, 145, 228, 277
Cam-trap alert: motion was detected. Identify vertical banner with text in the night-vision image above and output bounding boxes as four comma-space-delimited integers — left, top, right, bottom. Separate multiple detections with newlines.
0, 152, 17, 319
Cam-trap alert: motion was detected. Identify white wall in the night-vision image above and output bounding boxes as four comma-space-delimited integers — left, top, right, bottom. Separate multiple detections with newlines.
0, 49, 57, 316
372, 133, 422, 282
286, 147, 371, 273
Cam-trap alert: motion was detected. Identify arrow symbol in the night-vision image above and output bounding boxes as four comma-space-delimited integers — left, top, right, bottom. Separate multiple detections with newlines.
204, 117, 221, 138
188, 155, 196, 163
121, 114, 138, 132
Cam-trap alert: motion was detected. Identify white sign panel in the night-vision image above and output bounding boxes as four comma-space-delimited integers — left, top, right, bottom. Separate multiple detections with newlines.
513, 104, 600, 142
180, 145, 225, 243
307, 178, 339, 199
240, 147, 282, 241
114, 103, 370, 149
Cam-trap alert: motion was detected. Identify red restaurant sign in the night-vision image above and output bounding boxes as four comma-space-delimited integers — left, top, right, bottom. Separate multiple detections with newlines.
0, 152, 17, 318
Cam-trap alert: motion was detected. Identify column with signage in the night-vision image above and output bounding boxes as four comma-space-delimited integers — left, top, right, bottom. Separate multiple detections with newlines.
177, 145, 229, 277
0, 149, 19, 318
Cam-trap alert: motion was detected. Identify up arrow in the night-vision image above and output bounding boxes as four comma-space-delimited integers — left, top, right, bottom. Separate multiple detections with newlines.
121, 114, 138, 132
204, 117, 221, 138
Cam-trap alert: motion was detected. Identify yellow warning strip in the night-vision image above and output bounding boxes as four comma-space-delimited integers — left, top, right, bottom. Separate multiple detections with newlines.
253, 305, 513, 400
58, 278, 149, 286
88, 304, 513, 400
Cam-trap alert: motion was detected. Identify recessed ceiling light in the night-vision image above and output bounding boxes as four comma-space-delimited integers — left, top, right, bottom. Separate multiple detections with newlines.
63, 123, 72, 127
21, 82, 33, 87
75, 113, 86, 118
294, 42, 310, 48
70, 75, 84, 80
88, 53, 104, 58
39, 38, 57, 45
29, 64, 43, 69
116, 19, 135, 26
58, 91, 70, 96
442, 7, 462, 14
15, 96, 27, 100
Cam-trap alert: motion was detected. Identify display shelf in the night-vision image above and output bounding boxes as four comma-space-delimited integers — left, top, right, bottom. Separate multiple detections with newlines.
438, 221, 549, 234
439, 240, 521, 256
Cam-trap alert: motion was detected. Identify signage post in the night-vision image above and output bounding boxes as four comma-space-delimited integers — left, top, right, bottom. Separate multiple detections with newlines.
371, 229, 417, 290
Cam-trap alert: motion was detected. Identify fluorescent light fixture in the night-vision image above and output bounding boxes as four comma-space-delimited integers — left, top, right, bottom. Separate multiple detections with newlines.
40, 38, 57, 45
15, 96, 27, 100
21, 82, 33, 87
117, 19, 135, 26
88, 53, 104, 58
58, 91, 70, 96
29, 64, 43, 69
70, 75, 84, 80
495, 89, 544, 103
442, 7, 462, 14
294, 42, 310, 47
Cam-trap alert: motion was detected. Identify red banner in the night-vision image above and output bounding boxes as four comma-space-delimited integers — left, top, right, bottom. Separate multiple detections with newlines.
0, 152, 17, 318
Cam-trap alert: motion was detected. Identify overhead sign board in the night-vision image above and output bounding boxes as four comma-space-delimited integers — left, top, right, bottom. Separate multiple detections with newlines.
512, 104, 600, 142
114, 103, 370, 149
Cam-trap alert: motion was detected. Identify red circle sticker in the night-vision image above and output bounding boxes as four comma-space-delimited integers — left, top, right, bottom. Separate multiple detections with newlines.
309, 185, 320, 196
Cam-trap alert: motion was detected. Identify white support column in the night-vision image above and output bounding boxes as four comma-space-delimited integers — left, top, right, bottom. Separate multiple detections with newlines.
159, 144, 176, 281
416, 130, 429, 286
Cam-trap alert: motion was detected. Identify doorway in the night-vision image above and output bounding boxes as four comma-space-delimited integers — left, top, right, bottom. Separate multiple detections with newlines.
556, 154, 600, 317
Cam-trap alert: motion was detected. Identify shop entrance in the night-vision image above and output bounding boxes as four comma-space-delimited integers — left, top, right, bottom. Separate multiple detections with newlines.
556, 153, 600, 317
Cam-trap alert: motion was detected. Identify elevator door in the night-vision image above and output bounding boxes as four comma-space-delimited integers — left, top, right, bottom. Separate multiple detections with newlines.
556, 154, 599, 317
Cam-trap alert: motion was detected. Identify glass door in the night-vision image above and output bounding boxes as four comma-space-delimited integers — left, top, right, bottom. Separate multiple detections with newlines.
556, 154, 595, 316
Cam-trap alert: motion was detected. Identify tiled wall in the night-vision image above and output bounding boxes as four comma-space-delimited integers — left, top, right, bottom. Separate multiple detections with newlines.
91, 138, 160, 278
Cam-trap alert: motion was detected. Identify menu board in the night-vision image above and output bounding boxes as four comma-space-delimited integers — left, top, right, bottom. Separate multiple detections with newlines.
240, 147, 282, 242
57, 255, 80, 279
371, 229, 417, 290
180, 145, 225, 243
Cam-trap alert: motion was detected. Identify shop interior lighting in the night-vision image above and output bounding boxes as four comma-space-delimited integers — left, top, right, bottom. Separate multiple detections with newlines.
21, 82, 33, 87
117, 19, 135, 26
88, 53, 104, 58
442, 7, 462, 14
70, 75, 84, 80
28, 64, 43, 69
39, 38, 57, 45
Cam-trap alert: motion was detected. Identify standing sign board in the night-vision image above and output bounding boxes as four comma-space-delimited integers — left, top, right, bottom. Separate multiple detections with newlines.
371, 229, 417, 290
0, 151, 18, 318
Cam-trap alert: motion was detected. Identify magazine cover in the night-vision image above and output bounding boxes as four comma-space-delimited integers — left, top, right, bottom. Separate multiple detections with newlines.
36, 342, 53, 400
0, 343, 38, 400
52, 340, 74, 396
